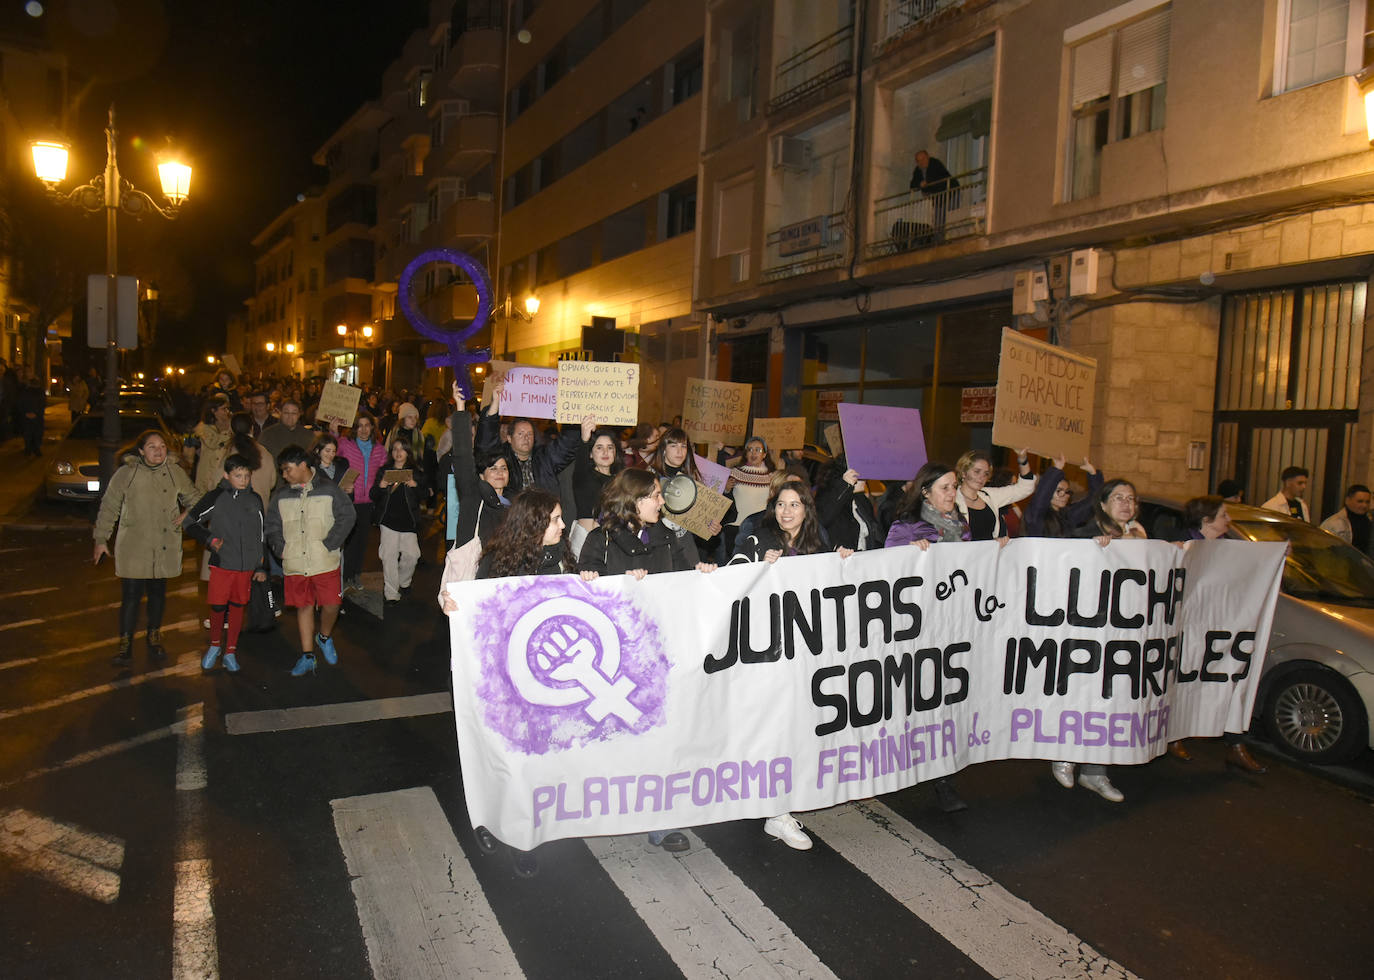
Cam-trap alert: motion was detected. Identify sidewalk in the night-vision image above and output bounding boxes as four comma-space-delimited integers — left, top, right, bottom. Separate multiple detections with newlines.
0, 397, 91, 532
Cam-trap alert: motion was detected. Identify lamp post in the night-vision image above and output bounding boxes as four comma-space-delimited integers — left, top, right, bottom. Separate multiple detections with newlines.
31, 105, 190, 491
336, 323, 374, 385
500, 293, 539, 358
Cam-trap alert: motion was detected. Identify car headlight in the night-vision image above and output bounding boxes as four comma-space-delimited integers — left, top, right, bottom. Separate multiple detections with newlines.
54, 461, 74, 476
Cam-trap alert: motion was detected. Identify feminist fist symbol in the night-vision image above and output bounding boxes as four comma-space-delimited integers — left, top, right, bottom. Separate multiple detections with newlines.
397, 248, 494, 400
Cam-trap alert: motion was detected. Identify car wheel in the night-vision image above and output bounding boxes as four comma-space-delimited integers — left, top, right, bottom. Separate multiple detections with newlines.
1263, 668, 1365, 764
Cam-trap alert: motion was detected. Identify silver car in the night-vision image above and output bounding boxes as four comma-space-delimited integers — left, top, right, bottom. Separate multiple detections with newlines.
46, 411, 182, 502
1139, 500, 1374, 764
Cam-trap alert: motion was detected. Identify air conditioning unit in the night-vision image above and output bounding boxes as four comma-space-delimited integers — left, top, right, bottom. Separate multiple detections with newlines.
1070, 248, 1100, 296
772, 135, 812, 171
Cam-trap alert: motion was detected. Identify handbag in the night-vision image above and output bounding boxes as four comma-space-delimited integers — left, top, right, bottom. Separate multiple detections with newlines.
243, 576, 278, 632
437, 499, 483, 611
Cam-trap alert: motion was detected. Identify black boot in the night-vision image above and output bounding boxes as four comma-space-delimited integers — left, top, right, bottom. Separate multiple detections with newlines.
934, 777, 968, 813
112, 634, 134, 666
146, 628, 167, 662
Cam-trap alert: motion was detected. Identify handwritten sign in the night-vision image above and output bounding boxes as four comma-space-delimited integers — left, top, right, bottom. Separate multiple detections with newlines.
961, 386, 997, 424
693, 454, 731, 494
316, 381, 363, 428
666, 481, 733, 540
499, 365, 559, 420
556, 360, 640, 427
751, 417, 805, 452
816, 389, 844, 422
380, 469, 413, 486
837, 403, 927, 480
338, 470, 358, 492
822, 423, 843, 458
682, 378, 751, 444
991, 328, 1096, 461
220, 354, 242, 377
482, 359, 519, 409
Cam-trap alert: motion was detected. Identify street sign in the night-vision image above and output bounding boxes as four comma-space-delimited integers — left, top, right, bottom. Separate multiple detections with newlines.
86, 275, 138, 349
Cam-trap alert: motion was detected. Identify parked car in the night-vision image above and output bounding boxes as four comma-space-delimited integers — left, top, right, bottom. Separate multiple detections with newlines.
1138, 499, 1374, 764
118, 385, 178, 423
46, 411, 182, 502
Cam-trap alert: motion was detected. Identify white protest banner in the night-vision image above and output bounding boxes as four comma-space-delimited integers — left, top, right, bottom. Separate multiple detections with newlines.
482, 359, 519, 409
557, 360, 640, 427
315, 381, 363, 427
693, 454, 731, 494
665, 480, 732, 540
752, 416, 806, 452
682, 378, 751, 444
992, 328, 1097, 461
499, 364, 559, 420
447, 539, 1284, 850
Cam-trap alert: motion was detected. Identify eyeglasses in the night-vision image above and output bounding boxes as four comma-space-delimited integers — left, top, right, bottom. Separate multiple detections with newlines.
1108, 494, 1137, 505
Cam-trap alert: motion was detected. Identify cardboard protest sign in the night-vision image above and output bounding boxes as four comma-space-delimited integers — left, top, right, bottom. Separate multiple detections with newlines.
751, 417, 805, 452
816, 389, 844, 422
481, 359, 519, 409
220, 354, 242, 377
315, 381, 363, 428
693, 454, 731, 494
992, 328, 1096, 460
682, 378, 751, 444
666, 480, 733, 540
338, 470, 359, 493
380, 469, 413, 486
499, 365, 559, 420
822, 423, 843, 458
836, 403, 927, 480
556, 360, 640, 427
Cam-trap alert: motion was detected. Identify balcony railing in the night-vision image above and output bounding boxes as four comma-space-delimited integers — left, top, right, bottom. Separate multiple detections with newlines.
881, 0, 963, 47
866, 167, 986, 260
760, 211, 847, 282
768, 23, 854, 113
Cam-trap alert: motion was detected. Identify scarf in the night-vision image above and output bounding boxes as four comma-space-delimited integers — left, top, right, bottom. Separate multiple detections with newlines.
356, 437, 375, 490
920, 500, 968, 543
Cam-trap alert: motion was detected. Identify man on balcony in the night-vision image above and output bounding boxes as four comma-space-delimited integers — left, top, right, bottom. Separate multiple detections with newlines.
909, 149, 959, 243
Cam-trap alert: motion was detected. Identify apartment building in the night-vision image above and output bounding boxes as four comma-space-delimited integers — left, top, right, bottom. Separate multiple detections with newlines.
498, 0, 707, 421
698, 0, 1374, 517
245, 193, 325, 380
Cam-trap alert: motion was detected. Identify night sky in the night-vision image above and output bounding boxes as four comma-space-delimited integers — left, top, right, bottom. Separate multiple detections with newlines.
9, 0, 430, 354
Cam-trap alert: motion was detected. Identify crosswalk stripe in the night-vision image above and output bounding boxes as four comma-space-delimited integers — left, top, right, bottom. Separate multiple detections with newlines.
332, 787, 522, 979
0, 614, 201, 668
586, 831, 837, 980
226, 691, 453, 735
808, 800, 1138, 980
0, 807, 124, 903
0, 654, 200, 722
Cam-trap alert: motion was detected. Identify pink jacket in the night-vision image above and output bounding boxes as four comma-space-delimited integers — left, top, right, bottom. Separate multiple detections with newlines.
336, 436, 387, 504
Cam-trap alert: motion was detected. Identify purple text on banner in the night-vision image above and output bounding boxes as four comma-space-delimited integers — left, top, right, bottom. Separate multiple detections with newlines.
837, 402, 928, 480
694, 454, 731, 494
499, 365, 559, 420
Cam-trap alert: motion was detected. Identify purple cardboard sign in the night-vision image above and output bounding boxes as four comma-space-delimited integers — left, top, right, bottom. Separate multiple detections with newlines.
837, 403, 928, 480
693, 454, 731, 494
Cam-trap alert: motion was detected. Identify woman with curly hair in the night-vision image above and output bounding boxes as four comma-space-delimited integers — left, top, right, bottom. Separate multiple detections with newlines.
729, 477, 852, 850
478, 488, 576, 579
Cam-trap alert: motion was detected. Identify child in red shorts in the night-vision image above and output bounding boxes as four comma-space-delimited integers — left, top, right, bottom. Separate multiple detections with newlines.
183, 453, 268, 672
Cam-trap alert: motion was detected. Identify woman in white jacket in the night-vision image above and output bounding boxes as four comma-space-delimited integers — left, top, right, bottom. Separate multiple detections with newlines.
954, 449, 1035, 540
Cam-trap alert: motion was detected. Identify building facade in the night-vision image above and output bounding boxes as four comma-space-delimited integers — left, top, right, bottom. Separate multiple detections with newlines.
245, 192, 325, 382
695, 0, 1374, 518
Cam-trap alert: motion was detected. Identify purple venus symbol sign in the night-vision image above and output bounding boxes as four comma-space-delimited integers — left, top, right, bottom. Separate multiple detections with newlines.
397, 248, 494, 400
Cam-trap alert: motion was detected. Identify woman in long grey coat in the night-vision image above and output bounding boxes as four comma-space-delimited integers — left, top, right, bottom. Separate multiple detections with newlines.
93, 430, 201, 665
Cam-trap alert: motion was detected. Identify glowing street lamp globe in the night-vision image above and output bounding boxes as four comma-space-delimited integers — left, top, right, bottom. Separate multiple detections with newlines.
157, 159, 191, 205
30, 140, 70, 184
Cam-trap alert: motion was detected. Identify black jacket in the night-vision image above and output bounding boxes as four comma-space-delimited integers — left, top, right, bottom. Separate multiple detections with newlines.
475, 408, 581, 496
450, 408, 508, 546
578, 522, 699, 577
573, 440, 615, 520
371, 465, 427, 532
815, 471, 883, 551
477, 543, 566, 580
183, 481, 267, 572
1023, 467, 1104, 539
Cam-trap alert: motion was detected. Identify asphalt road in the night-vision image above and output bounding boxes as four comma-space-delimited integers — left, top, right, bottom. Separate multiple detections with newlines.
0, 503, 1371, 979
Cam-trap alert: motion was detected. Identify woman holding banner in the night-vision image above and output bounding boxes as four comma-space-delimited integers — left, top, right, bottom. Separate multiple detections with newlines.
579, 468, 716, 853
815, 457, 883, 551
955, 449, 1035, 541
1074, 479, 1148, 544
885, 462, 971, 812
730, 478, 853, 849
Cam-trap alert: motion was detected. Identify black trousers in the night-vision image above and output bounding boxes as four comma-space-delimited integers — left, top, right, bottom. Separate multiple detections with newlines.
343, 503, 374, 581
119, 578, 167, 635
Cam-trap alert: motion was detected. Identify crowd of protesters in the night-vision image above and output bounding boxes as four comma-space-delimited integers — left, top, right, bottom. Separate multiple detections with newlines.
84, 364, 1335, 879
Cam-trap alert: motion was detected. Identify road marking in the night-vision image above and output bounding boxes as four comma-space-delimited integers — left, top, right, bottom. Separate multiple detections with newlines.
0, 719, 186, 790
0, 654, 200, 722
172, 704, 218, 979
0, 807, 125, 903
226, 691, 453, 735
807, 801, 1138, 980
586, 831, 836, 980
1, 586, 60, 598
0, 615, 201, 667
0, 584, 196, 634
332, 786, 521, 979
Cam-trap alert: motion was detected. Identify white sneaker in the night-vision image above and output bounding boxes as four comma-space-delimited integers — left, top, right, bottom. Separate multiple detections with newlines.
1077, 773, 1124, 802
764, 813, 813, 850
201, 617, 211, 630
1051, 761, 1076, 789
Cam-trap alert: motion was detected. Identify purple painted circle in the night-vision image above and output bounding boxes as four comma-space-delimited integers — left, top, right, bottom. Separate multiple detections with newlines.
397, 248, 494, 398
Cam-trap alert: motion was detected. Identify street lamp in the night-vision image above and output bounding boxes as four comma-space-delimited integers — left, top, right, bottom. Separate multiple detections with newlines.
337, 323, 373, 384
30, 105, 190, 490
